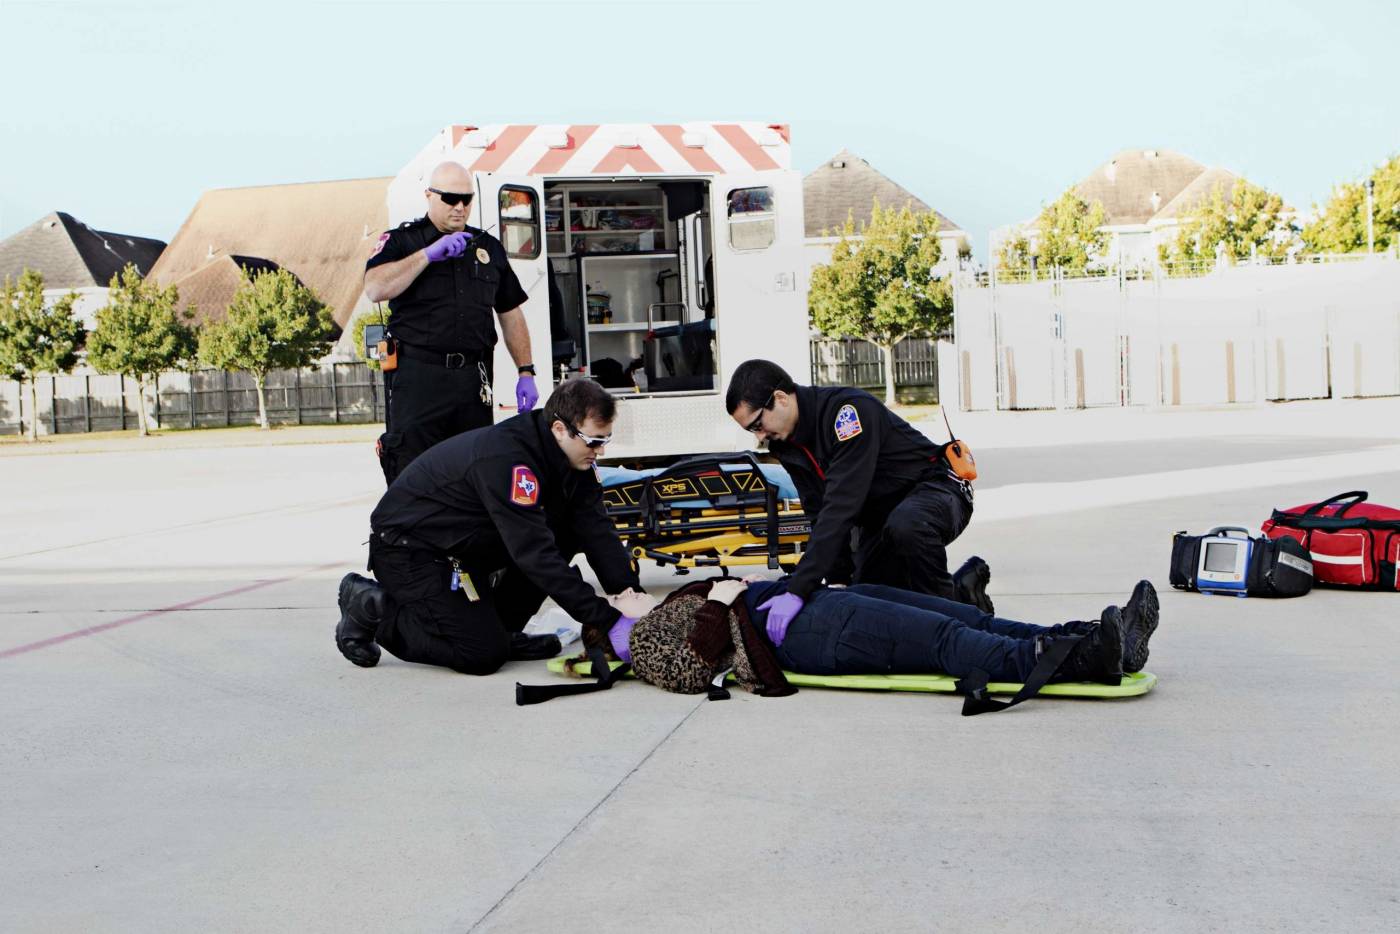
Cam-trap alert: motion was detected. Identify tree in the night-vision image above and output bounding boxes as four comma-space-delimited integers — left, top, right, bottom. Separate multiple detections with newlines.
349, 307, 392, 371
87, 264, 197, 436
809, 199, 950, 406
997, 188, 1109, 276
1303, 155, 1399, 255
1159, 180, 1298, 270
198, 268, 334, 429
0, 269, 84, 441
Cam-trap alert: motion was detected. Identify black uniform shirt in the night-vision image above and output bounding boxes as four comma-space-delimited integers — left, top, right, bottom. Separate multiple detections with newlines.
769, 385, 965, 600
365, 217, 528, 353
370, 410, 639, 631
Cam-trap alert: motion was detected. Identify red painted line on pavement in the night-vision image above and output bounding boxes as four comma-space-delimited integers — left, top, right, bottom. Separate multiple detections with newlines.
0, 562, 342, 660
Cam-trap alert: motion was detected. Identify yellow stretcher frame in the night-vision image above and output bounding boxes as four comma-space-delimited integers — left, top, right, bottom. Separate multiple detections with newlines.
603, 454, 811, 573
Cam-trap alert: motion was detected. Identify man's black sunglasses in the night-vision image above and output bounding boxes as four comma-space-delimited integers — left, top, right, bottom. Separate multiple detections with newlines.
429, 188, 475, 208
566, 423, 612, 449
743, 390, 777, 434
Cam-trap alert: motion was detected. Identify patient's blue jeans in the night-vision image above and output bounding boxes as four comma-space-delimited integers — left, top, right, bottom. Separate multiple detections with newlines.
745, 581, 1076, 682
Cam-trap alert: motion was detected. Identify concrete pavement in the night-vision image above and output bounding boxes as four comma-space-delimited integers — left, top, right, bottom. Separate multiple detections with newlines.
2, 399, 1397, 932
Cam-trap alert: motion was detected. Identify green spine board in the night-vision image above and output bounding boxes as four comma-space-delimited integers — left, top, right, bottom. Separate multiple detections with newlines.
544, 657, 1156, 698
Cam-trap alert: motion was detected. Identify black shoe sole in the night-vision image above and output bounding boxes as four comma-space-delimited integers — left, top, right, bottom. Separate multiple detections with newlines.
336, 573, 381, 668
953, 556, 995, 615
1095, 605, 1126, 685
1122, 580, 1159, 674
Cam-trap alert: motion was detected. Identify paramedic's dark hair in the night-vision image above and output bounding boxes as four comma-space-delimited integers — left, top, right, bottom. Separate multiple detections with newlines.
544, 378, 617, 428
725, 359, 797, 414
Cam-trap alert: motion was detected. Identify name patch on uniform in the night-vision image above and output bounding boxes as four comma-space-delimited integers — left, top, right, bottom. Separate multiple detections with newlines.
834, 404, 863, 442
371, 232, 390, 256
510, 465, 539, 507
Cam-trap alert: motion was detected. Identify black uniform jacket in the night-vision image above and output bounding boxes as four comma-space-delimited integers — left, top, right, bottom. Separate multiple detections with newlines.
365, 217, 528, 353
370, 411, 639, 631
769, 385, 963, 600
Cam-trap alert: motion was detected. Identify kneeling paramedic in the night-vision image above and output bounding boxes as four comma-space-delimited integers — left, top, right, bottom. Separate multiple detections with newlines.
726, 359, 983, 639
335, 379, 641, 674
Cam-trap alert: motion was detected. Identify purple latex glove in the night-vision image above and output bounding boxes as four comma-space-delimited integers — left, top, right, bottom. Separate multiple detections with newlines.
516, 374, 539, 412
758, 592, 804, 646
608, 615, 639, 663
424, 231, 470, 263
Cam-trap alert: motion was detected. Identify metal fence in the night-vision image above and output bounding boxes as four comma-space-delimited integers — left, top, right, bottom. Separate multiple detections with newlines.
1, 363, 386, 436
1, 339, 940, 437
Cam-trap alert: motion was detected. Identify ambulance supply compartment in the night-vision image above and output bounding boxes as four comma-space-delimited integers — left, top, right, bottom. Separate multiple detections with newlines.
545, 180, 716, 394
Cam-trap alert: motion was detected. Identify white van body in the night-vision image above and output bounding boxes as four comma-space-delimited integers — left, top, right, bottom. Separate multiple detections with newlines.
385, 122, 808, 460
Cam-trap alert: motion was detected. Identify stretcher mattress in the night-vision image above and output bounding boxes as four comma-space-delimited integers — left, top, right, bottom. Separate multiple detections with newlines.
598, 463, 800, 505
545, 657, 1157, 699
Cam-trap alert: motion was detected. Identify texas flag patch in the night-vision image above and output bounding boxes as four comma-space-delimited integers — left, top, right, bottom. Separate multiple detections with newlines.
510, 465, 540, 507
371, 232, 390, 256
834, 404, 863, 442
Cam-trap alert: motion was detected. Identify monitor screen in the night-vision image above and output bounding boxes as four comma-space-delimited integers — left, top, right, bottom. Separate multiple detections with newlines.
1203, 541, 1241, 573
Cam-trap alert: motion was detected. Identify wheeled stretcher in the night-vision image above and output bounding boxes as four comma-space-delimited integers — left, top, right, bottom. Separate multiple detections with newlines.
598, 454, 810, 572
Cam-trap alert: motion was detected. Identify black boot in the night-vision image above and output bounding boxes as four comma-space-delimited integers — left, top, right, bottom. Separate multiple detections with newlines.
1045, 606, 1124, 685
336, 573, 387, 668
1120, 580, 1159, 674
952, 556, 995, 614
509, 631, 562, 661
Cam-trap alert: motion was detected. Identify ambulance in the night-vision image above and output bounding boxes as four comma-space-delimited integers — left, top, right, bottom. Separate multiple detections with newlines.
385, 122, 808, 461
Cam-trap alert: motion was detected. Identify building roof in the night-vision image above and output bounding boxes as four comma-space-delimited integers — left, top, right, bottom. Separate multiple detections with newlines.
168, 255, 283, 325
0, 212, 166, 289
149, 177, 391, 330
803, 150, 962, 237
1072, 149, 1209, 225
1150, 166, 1242, 221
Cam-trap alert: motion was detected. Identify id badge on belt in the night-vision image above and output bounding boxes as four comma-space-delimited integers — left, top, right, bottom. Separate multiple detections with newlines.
449, 557, 480, 601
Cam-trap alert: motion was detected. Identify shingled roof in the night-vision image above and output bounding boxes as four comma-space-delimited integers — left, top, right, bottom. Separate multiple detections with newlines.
0, 212, 166, 289
1071, 149, 1210, 225
168, 255, 284, 325
149, 177, 391, 330
803, 150, 962, 237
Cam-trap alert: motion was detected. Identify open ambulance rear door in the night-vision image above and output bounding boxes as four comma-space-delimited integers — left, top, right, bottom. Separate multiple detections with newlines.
473, 173, 551, 420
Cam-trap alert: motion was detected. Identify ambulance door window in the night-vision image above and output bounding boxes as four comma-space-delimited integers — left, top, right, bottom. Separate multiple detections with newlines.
499, 186, 540, 259
726, 187, 774, 251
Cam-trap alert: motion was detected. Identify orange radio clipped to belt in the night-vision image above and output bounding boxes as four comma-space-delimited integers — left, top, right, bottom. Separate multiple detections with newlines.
941, 408, 977, 482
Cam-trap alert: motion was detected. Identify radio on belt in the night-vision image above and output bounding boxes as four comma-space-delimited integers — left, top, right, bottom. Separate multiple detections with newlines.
1195, 526, 1252, 597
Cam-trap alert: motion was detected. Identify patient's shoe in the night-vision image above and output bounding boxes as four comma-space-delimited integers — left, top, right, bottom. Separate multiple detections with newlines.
952, 556, 995, 614
509, 631, 562, 661
1045, 606, 1124, 685
336, 573, 386, 668
1120, 580, 1159, 673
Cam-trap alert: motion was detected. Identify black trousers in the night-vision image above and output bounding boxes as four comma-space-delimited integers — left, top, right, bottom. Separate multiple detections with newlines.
851, 480, 972, 598
368, 537, 550, 676
379, 353, 493, 485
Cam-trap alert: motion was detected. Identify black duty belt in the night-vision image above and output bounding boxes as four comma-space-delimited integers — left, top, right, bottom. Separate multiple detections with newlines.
398, 344, 485, 369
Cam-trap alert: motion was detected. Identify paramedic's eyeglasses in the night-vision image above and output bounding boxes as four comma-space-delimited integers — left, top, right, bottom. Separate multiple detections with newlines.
566, 423, 612, 449
429, 188, 475, 208
744, 391, 776, 434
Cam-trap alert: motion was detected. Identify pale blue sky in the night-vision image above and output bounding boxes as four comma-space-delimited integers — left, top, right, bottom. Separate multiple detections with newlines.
2, 0, 1396, 260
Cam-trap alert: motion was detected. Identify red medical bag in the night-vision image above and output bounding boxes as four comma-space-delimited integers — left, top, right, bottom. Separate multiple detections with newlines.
1261, 491, 1400, 591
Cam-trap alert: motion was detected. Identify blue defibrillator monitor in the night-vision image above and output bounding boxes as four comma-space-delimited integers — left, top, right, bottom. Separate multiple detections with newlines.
1196, 527, 1253, 597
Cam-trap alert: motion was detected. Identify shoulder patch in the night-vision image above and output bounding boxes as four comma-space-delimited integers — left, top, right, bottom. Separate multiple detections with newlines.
510, 464, 540, 507
371, 232, 390, 256
834, 403, 863, 442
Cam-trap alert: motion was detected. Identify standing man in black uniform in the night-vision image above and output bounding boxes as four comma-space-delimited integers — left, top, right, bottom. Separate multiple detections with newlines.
364, 161, 540, 484
334, 379, 643, 673
725, 359, 989, 643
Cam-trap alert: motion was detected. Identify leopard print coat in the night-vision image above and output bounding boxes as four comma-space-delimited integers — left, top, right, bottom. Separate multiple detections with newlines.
626, 580, 794, 697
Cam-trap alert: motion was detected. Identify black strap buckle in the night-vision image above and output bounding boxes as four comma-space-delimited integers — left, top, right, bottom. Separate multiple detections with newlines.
444, 352, 467, 369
